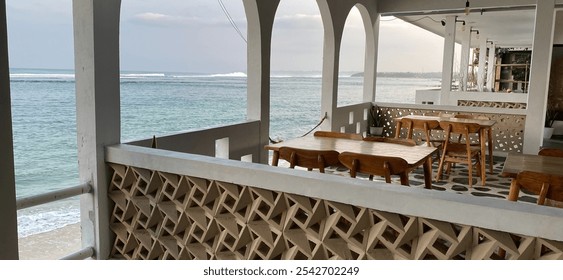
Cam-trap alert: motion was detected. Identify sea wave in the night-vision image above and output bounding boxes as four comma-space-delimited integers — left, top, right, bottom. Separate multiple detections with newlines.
17, 201, 80, 238
10, 73, 75, 79
171, 72, 248, 78
120, 73, 166, 78
210, 72, 247, 78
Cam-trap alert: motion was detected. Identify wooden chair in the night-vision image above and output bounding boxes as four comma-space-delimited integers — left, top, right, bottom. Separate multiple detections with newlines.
277, 146, 340, 173
362, 136, 416, 146
338, 152, 410, 186
538, 147, 563, 158
435, 121, 483, 187
509, 171, 563, 208
454, 114, 494, 173
393, 117, 442, 177
313, 130, 363, 140
395, 117, 441, 146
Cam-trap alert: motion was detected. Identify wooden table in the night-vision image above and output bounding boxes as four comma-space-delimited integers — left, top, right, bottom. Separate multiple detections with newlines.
264, 136, 437, 188
501, 153, 563, 201
395, 115, 496, 185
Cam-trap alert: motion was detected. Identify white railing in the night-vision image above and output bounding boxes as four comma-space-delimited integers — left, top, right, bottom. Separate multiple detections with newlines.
126, 120, 262, 162
415, 89, 529, 106
332, 102, 372, 134
16, 183, 94, 260
16, 183, 91, 210
106, 143, 563, 243
60, 246, 95, 260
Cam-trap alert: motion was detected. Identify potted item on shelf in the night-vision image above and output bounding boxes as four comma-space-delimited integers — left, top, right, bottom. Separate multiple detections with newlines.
369, 104, 384, 136
544, 105, 558, 139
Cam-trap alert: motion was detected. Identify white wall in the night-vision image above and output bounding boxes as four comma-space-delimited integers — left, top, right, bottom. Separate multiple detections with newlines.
554, 11, 563, 44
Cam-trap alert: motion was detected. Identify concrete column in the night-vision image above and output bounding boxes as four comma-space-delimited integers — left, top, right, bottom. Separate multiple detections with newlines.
317, 0, 365, 131
73, 0, 122, 259
524, 0, 556, 154
477, 35, 488, 91
356, 2, 379, 103
459, 27, 471, 92
486, 41, 496, 91
317, 0, 345, 131
440, 15, 456, 105
243, 0, 280, 164
0, 0, 19, 260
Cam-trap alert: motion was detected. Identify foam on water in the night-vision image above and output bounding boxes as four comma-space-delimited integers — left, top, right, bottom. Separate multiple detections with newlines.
17, 199, 80, 237
120, 73, 166, 78
210, 72, 247, 77
10, 73, 76, 79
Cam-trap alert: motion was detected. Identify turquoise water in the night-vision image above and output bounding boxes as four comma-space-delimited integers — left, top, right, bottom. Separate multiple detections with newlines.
9, 68, 439, 237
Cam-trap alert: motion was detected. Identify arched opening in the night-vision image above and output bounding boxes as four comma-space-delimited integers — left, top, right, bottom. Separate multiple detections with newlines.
376, 17, 444, 104
120, 1, 247, 141
270, 0, 323, 140
6, 0, 79, 259
338, 6, 365, 107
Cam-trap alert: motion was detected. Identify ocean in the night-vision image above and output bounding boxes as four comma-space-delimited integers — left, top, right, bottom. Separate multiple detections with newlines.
9, 68, 440, 237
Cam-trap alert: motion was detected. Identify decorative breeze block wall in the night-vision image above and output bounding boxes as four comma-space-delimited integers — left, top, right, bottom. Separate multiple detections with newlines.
378, 106, 525, 153
108, 163, 562, 260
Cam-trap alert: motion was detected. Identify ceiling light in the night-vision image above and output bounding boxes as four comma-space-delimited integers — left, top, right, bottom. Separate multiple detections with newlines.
471, 28, 480, 39
456, 18, 466, 31
465, 1, 470, 15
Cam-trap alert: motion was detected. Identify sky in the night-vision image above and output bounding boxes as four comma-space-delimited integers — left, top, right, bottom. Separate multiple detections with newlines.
6, 0, 445, 74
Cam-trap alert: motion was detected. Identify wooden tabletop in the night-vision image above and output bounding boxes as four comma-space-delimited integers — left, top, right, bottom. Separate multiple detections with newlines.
501, 153, 563, 178
265, 136, 437, 166
395, 115, 496, 128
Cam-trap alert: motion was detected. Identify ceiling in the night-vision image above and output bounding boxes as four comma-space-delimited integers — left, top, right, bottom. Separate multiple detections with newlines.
398, 8, 537, 48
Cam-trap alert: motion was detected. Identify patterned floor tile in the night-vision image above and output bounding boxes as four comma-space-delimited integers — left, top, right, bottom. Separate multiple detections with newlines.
274, 156, 538, 204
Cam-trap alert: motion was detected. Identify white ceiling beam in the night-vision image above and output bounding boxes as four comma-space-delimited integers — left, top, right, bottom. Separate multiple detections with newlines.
378, 0, 542, 15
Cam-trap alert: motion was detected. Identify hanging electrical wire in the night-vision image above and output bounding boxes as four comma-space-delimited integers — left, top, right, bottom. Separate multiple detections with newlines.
218, 0, 247, 43
217, 1, 327, 143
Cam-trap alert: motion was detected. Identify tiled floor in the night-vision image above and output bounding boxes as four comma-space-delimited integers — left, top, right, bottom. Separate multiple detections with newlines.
274, 156, 540, 205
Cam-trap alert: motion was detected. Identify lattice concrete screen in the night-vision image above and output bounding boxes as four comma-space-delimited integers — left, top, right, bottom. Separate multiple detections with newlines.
107, 163, 562, 260
378, 106, 525, 153
457, 100, 527, 109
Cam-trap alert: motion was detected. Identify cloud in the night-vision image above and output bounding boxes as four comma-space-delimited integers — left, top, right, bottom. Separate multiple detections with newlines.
274, 14, 322, 30
131, 12, 202, 27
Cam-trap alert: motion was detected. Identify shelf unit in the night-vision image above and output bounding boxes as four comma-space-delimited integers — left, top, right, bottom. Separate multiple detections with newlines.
494, 50, 531, 93
494, 63, 529, 92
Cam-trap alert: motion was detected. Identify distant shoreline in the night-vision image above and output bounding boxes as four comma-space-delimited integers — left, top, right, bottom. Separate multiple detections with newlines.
9, 67, 442, 79
352, 72, 442, 78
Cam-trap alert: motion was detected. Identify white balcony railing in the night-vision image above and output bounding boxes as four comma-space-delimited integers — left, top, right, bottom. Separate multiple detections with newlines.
105, 143, 563, 260
16, 183, 94, 260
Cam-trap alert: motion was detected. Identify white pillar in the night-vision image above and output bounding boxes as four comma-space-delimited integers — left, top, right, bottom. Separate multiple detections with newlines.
317, 0, 346, 131
73, 0, 122, 259
486, 41, 496, 91
317, 0, 377, 131
524, 0, 556, 154
358, 2, 379, 103
440, 16, 456, 105
0, 0, 19, 260
459, 27, 471, 92
243, 0, 280, 164
477, 35, 488, 92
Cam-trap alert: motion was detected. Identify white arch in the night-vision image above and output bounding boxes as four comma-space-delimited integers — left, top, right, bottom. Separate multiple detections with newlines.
243, 0, 281, 163
316, 0, 379, 131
